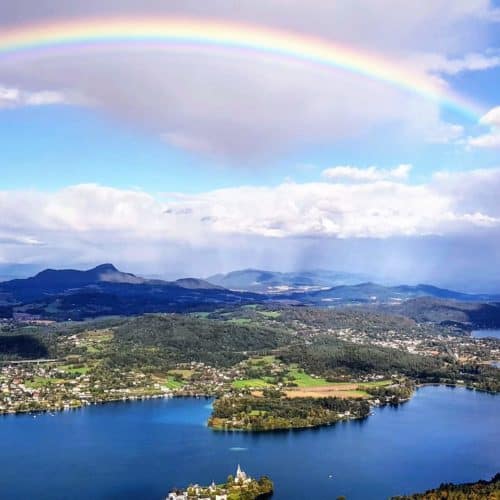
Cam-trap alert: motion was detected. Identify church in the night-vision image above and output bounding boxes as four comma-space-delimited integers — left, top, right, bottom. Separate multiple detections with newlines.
235, 464, 251, 485
166, 465, 253, 499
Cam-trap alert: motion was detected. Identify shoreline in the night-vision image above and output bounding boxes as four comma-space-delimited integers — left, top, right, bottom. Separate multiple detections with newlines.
1, 382, 497, 423
0, 392, 213, 417
415, 381, 499, 395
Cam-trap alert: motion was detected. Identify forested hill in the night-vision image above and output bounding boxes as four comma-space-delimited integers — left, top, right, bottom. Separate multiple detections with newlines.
107, 314, 291, 368
285, 282, 500, 304
392, 473, 500, 499
380, 297, 500, 329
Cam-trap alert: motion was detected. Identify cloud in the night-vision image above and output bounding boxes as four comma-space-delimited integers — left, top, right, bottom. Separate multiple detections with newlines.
2, 168, 500, 286
433, 167, 500, 216
425, 122, 465, 144
0, 84, 67, 108
418, 51, 500, 75
478, 6, 500, 22
0, 0, 496, 159
1, 168, 499, 248
161, 172, 500, 238
161, 131, 219, 156
479, 106, 500, 126
467, 105, 500, 149
468, 132, 500, 148
0, 234, 44, 246
322, 164, 412, 183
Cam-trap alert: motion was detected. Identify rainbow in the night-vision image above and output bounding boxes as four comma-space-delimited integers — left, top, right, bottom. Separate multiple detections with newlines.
0, 17, 483, 120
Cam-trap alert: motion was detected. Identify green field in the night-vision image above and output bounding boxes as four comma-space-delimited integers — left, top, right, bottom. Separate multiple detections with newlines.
232, 378, 272, 389
25, 376, 65, 388
167, 369, 194, 380
163, 376, 185, 390
59, 364, 90, 375
258, 311, 281, 318
228, 318, 253, 325
358, 380, 392, 389
249, 409, 268, 416
340, 390, 370, 398
248, 355, 277, 366
84, 329, 114, 342
288, 368, 330, 387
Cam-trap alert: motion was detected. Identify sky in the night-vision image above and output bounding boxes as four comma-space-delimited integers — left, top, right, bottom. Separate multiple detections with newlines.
0, 0, 500, 291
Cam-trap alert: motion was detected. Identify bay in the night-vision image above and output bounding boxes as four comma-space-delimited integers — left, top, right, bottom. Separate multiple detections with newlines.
0, 386, 498, 500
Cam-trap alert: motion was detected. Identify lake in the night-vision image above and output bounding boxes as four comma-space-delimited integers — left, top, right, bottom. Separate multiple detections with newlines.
471, 329, 500, 339
0, 386, 498, 500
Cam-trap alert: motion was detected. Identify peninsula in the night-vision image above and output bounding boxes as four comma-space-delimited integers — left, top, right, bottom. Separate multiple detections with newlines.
167, 465, 273, 500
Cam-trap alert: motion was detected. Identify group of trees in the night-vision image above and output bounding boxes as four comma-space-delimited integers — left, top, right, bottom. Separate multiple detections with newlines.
279, 337, 444, 378
365, 382, 414, 404
392, 473, 500, 499
279, 307, 421, 333
106, 314, 291, 369
279, 337, 500, 391
0, 334, 49, 360
210, 393, 370, 431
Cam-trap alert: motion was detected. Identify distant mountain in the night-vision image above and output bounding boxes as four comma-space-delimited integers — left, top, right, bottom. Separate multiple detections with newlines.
1, 263, 498, 323
207, 268, 368, 293
0, 264, 258, 320
174, 278, 225, 290
0, 264, 224, 299
285, 282, 500, 304
0, 263, 147, 302
380, 297, 500, 329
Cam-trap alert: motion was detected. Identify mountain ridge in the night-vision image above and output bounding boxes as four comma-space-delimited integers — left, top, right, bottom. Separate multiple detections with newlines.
207, 268, 369, 292
0, 264, 499, 322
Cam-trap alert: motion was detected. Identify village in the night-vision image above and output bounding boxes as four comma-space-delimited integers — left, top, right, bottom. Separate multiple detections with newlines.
285, 316, 500, 366
167, 465, 273, 500
1, 309, 498, 416
0, 362, 242, 415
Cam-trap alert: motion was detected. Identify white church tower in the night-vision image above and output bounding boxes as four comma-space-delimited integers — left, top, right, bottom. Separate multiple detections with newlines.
235, 464, 248, 484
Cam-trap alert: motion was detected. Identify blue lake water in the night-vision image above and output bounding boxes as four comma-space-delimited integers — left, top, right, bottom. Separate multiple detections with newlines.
0, 386, 498, 500
471, 329, 500, 339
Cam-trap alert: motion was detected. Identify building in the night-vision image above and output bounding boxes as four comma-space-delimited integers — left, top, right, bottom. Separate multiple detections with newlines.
235, 464, 250, 484
167, 491, 187, 500
166, 466, 247, 499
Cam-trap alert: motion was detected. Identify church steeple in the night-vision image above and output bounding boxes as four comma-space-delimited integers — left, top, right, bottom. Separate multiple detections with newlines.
235, 464, 248, 483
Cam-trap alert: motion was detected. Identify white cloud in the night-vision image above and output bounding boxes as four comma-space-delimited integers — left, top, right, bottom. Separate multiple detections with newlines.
0, 234, 44, 246
478, 6, 500, 22
418, 51, 500, 75
433, 167, 500, 216
161, 172, 500, 239
0, 168, 499, 257
467, 105, 500, 149
468, 132, 500, 149
479, 106, 500, 126
322, 164, 412, 183
161, 131, 219, 156
0, 84, 67, 108
2, 168, 500, 284
425, 123, 465, 144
